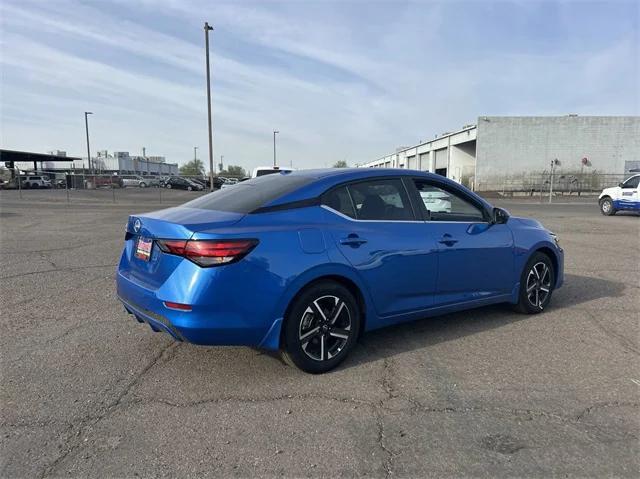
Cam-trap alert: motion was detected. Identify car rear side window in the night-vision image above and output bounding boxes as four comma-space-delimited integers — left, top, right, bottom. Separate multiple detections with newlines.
346, 179, 414, 221
183, 174, 312, 213
322, 186, 356, 218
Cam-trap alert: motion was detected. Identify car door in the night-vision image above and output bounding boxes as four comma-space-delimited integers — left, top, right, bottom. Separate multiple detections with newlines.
410, 178, 515, 306
322, 178, 439, 317
617, 175, 640, 210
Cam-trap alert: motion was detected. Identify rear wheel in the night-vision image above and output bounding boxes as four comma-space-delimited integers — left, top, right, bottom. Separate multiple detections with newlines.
166, 184, 172, 189
187, 186, 193, 191
139, 182, 147, 188
599, 197, 616, 216
514, 252, 555, 314
282, 281, 360, 374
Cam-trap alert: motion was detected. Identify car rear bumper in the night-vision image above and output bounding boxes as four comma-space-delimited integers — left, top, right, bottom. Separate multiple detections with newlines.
116, 270, 280, 348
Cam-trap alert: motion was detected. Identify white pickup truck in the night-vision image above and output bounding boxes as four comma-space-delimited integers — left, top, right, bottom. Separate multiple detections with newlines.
598, 174, 640, 215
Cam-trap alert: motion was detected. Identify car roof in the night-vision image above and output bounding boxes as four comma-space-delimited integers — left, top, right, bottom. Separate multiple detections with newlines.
262, 168, 493, 210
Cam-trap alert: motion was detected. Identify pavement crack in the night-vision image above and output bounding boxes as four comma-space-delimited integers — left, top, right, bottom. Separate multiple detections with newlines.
125, 393, 374, 409
37, 340, 179, 479
375, 409, 395, 477
584, 310, 640, 355
575, 401, 640, 421
1, 264, 116, 280
375, 358, 397, 476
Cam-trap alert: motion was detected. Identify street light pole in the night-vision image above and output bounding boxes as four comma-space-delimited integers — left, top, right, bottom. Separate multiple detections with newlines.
84, 112, 93, 173
204, 22, 215, 191
273, 130, 279, 167
194, 146, 198, 161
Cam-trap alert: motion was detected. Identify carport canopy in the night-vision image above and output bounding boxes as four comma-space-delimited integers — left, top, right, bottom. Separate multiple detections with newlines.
1, 149, 82, 177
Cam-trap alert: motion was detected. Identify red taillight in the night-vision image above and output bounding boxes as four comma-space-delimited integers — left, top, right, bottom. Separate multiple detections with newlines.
156, 239, 258, 267
156, 239, 188, 256
163, 301, 192, 311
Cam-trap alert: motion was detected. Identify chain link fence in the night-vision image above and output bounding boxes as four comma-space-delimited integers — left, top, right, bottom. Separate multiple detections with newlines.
0, 169, 245, 204
475, 172, 629, 197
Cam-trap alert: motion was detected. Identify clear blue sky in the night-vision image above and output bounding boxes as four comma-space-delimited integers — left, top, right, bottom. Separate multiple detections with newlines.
1, 0, 638, 170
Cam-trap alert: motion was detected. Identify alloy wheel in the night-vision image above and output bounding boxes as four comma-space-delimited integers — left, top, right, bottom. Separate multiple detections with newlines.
298, 295, 352, 361
526, 261, 551, 310
601, 199, 612, 213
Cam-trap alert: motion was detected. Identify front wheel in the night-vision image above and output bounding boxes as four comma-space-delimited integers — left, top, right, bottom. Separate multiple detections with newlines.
514, 252, 555, 314
187, 186, 193, 191
139, 182, 147, 188
282, 281, 360, 374
599, 197, 616, 216
166, 184, 172, 189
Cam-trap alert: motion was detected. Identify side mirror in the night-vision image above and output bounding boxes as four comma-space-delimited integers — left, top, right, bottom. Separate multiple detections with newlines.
618, 182, 624, 188
492, 207, 510, 224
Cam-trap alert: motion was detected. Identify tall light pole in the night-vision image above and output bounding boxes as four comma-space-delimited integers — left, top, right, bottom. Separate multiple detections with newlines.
273, 130, 279, 167
193, 146, 198, 161
84, 112, 93, 173
204, 22, 215, 191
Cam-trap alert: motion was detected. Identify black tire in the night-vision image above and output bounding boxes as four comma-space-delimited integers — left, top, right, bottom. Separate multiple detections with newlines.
599, 197, 616, 216
514, 252, 555, 314
282, 281, 361, 374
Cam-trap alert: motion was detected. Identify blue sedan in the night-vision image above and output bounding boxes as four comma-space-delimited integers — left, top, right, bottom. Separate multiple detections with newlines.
117, 169, 564, 373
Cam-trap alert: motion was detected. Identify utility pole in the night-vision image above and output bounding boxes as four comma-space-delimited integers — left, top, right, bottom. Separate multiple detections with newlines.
549, 158, 558, 204
273, 130, 279, 167
194, 146, 198, 161
204, 22, 215, 191
84, 112, 93, 173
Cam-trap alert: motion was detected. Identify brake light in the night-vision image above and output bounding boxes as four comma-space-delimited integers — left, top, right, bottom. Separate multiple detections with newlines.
156, 239, 188, 256
156, 239, 258, 267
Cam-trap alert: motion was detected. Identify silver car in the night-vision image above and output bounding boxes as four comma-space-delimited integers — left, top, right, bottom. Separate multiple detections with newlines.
121, 175, 149, 188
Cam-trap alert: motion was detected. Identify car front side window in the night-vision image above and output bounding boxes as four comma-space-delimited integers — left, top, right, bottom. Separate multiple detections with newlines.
413, 180, 486, 222
622, 176, 639, 189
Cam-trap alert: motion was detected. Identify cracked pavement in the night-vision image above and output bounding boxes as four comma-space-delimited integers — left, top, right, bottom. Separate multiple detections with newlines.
1, 189, 639, 477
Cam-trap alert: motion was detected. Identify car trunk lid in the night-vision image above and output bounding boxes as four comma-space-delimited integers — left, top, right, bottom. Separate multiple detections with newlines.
122, 207, 245, 289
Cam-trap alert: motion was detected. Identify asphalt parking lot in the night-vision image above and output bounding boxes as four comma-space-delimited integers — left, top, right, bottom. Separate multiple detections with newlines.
1, 188, 638, 478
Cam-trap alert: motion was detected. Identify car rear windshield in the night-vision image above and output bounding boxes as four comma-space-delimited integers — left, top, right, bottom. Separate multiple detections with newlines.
255, 169, 289, 177
182, 174, 312, 213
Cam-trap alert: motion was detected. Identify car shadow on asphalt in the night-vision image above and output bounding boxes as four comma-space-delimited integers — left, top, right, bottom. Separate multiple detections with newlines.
340, 273, 626, 370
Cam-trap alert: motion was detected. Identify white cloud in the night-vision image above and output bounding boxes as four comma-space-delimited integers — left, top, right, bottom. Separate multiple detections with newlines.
1, 0, 638, 171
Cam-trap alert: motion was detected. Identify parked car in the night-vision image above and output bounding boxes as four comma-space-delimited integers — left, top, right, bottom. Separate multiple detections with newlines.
21, 175, 52, 189
188, 178, 209, 189
92, 175, 124, 188
145, 177, 161, 187
164, 176, 203, 191
121, 175, 149, 188
220, 178, 239, 189
117, 169, 564, 373
190, 176, 226, 189
598, 174, 640, 215
252, 166, 294, 178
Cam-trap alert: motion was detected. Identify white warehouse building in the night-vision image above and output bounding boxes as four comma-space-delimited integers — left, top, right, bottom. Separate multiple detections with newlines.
359, 116, 640, 192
